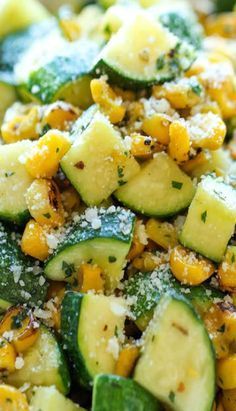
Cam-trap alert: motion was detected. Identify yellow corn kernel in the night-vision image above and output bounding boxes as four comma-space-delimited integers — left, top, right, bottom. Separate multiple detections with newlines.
128, 221, 146, 261
60, 18, 81, 41
115, 345, 140, 377
0, 306, 39, 353
142, 114, 170, 145
222, 389, 236, 411
1, 106, 40, 143
218, 246, 236, 290
217, 354, 236, 389
0, 338, 16, 373
90, 78, 125, 124
0, 385, 29, 411
47, 281, 66, 301
79, 263, 104, 293
181, 152, 209, 174
204, 304, 229, 359
205, 13, 236, 39
146, 218, 178, 250
130, 133, 156, 159
21, 219, 49, 261
170, 246, 215, 286
168, 121, 190, 163
132, 252, 165, 272
61, 186, 80, 213
25, 130, 71, 179
188, 113, 226, 150
42, 101, 80, 131
26, 179, 65, 228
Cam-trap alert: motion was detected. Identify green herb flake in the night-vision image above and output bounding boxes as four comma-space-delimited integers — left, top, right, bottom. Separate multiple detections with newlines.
171, 181, 183, 190
117, 165, 124, 178
231, 254, 235, 263
118, 180, 126, 186
108, 256, 117, 263
168, 391, 176, 403
217, 324, 226, 333
156, 55, 165, 70
201, 210, 207, 223
56, 147, 60, 153
62, 261, 75, 278
4, 171, 15, 178
190, 83, 202, 96
41, 123, 51, 135
104, 24, 112, 36
43, 213, 51, 219
11, 310, 27, 330
114, 325, 118, 337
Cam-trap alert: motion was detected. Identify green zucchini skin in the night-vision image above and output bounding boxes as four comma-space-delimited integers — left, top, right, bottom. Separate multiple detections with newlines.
124, 268, 224, 329
0, 223, 48, 307
0, 19, 56, 85
24, 40, 99, 107
214, 0, 235, 11
92, 374, 164, 411
61, 291, 92, 388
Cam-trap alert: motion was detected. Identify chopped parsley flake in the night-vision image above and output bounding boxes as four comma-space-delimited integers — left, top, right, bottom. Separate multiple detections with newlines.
43, 213, 51, 219
62, 261, 75, 278
168, 391, 176, 403
117, 166, 124, 179
4, 171, 15, 178
201, 210, 207, 223
172, 181, 183, 190
108, 256, 117, 263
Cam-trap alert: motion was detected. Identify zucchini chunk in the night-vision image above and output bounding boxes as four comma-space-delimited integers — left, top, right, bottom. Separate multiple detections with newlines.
93, 12, 196, 89
180, 175, 236, 262
22, 40, 99, 109
61, 111, 140, 206
0, 81, 17, 124
92, 374, 163, 411
0, 140, 34, 224
0, 223, 48, 307
30, 386, 83, 411
0, 0, 49, 38
124, 268, 224, 331
44, 206, 135, 291
7, 325, 70, 395
115, 152, 195, 217
61, 292, 127, 388
134, 294, 215, 411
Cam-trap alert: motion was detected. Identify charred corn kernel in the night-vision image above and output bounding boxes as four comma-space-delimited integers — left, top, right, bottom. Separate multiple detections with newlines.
26, 179, 65, 228
25, 130, 71, 178
130, 133, 156, 158
0, 306, 39, 353
146, 218, 178, 250
115, 345, 140, 377
168, 121, 190, 163
170, 246, 215, 286
47, 281, 66, 301
60, 18, 81, 41
132, 252, 165, 272
90, 78, 125, 124
181, 152, 209, 174
42, 102, 80, 131
21, 219, 49, 261
79, 263, 104, 293
142, 114, 170, 145
204, 304, 229, 359
205, 13, 236, 39
0, 338, 16, 372
61, 186, 80, 212
217, 354, 236, 389
218, 246, 236, 289
187, 113, 226, 150
0, 385, 29, 411
1, 106, 40, 143
128, 221, 146, 261
222, 389, 236, 411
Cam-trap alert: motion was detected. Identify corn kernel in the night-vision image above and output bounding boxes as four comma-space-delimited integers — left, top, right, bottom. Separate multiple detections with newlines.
217, 354, 236, 389
205, 13, 236, 39
218, 246, 236, 290
168, 121, 190, 163
132, 252, 165, 272
170, 246, 215, 286
187, 113, 226, 150
1, 106, 40, 143
115, 345, 140, 377
146, 218, 178, 250
222, 388, 236, 411
0, 385, 29, 411
128, 221, 146, 261
61, 186, 80, 213
0, 306, 39, 353
130, 133, 157, 159
0, 338, 16, 373
79, 263, 104, 293
142, 113, 170, 145
21, 219, 49, 261
181, 152, 209, 175
25, 130, 71, 179
91, 78, 125, 124
26, 179, 65, 228
204, 304, 229, 359
42, 101, 80, 131
60, 18, 81, 41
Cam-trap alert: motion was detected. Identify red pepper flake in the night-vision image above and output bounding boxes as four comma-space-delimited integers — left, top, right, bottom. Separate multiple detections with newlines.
75, 161, 85, 170
177, 382, 185, 392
